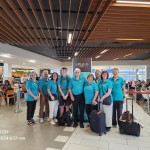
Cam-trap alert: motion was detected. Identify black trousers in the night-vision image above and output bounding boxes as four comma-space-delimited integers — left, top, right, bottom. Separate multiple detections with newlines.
27, 101, 37, 120
112, 101, 123, 126
86, 104, 97, 123
72, 93, 85, 124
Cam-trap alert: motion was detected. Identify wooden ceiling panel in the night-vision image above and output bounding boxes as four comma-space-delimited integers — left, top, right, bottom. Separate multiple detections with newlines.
0, 0, 150, 61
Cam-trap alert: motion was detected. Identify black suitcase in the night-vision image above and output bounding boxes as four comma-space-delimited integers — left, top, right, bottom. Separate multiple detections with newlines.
90, 102, 106, 136
119, 96, 141, 137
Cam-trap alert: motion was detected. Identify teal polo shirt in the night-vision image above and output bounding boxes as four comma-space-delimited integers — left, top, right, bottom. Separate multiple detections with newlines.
57, 76, 70, 96
47, 80, 58, 99
68, 76, 86, 95
96, 78, 101, 85
98, 79, 113, 103
109, 76, 125, 101
26, 79, 39, 101
39, 78, 50, 95
84, 81, 98, 104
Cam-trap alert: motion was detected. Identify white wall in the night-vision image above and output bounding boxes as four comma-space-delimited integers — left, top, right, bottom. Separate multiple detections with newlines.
0, 43, 62, 76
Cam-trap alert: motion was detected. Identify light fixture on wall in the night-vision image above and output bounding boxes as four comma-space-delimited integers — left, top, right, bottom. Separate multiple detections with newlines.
67, 33, 73, 44
116, 0, 150, 5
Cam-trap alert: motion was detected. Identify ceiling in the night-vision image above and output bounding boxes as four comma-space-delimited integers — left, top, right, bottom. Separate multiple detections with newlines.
0, 0, 150, 61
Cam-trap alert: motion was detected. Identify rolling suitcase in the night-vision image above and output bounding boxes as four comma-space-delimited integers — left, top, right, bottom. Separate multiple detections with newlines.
119, 97, 141, 137
90, 102, 106, 136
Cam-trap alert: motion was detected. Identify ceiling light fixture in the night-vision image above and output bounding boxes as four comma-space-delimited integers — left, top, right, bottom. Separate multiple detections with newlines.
95, 55, 101, 59
116, 0, 150, 5
123, 53, 133, 57
116, 38, 144, 41
74, 52, 79, 57
68, 57, 71, 60
0, 53, 13, 58
28, 60, 36, 63
113, 58, 119, 60
68, 33, 73, 44
100, 49, 109, 54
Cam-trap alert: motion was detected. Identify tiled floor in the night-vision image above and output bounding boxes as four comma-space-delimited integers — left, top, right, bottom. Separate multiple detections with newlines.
0, 99, 150, 150
62, 99, 150, 150
0, 100, 73, 150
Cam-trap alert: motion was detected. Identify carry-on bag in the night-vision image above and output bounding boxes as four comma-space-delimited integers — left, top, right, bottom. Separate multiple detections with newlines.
90, 102, 106, 136
119, 97, 141, 137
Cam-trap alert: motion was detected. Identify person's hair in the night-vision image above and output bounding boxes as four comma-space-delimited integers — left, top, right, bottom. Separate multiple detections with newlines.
87, 74, 94, 80
42, 70, 49, 76
4, 80, 10, 86
74, 68, 81, 73
113, 67, 119, 71
29, 71, 37, 78
61, 67, 67, 70
101, 71, 109, 80
51, 72, 58, 81
95, 70, 101, 74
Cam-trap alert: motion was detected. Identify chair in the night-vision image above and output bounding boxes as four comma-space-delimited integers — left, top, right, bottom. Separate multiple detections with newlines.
21, 84, 27, 99
6, 90, 15, 105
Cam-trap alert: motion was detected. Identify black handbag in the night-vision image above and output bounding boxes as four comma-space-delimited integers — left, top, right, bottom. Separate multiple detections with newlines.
102, 86, 111, 105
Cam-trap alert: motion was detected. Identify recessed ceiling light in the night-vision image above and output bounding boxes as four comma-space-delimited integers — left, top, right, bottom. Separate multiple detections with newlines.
68, 33, 73, 44
74, 52, 79, 57
116, 0, 150, 5
46, 64, 48, 66
113, 58, 119, 60
116, 38, 144, 41
100, 49, 109, 54
0, 53, 13, 58
27, 60, 36, 63
68, 57, 71, 60
123, 53, 133, 57
95, 55, 101, 59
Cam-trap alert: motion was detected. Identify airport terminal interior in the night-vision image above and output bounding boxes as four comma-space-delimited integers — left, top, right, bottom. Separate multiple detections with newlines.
0, 0, 150, 150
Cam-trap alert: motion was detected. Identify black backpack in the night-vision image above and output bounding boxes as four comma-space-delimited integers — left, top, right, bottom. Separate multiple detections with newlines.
57, 111, 73, 126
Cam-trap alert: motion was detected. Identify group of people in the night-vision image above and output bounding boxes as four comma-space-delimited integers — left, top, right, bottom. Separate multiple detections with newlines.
26, 67, 126, 132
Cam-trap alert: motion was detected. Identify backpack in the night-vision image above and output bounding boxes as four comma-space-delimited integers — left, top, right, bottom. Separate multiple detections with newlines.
57, 111, 73, 126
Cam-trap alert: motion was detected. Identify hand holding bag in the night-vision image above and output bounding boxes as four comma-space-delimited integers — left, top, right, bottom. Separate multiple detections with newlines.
101, 86, 111, 105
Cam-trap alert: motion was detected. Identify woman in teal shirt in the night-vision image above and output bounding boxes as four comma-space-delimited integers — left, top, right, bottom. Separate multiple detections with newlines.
47, 72, 59, 125
26, 71, 39, 126
84, 74, 98, 127
98, 71, 113, 132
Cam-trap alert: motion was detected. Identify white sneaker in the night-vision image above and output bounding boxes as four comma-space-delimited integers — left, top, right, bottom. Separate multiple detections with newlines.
50, 119, 55, 125
54, 118, 58, 123
39, 118, 44, 123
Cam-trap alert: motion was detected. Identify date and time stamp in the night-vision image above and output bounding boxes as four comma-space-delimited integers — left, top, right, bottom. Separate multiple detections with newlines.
0, 130, 26, 141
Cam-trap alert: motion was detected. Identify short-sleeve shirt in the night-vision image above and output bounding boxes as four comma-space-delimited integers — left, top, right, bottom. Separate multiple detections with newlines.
68, 76, 86, 95
26, 79, 39, 101
109, 76, 125, 101
98, 79, 113, 103
84, 81, 98, 104
57, 76, 70, 96
47, 80, 58, 100
39, 78, 50, 95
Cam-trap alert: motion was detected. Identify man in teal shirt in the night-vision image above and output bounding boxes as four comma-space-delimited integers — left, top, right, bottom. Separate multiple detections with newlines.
68, 68, 86, 128
39, 70, 50, 123
58, 67, 71, 117
109, 68, 126, 126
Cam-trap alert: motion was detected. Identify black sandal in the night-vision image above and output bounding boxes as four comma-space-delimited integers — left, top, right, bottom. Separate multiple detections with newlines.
27, 120, 34, 125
